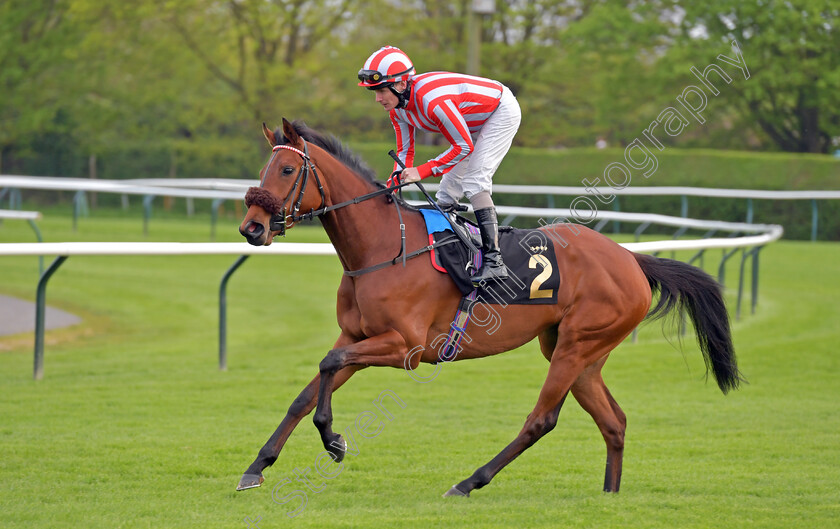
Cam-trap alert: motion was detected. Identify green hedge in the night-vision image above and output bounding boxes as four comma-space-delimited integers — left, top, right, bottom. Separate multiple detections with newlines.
348, 142, 840, 240
348, 142, 840, 189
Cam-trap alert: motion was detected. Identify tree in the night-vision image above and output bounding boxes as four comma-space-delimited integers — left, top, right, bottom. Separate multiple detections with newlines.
671, 0, 840, 153
0, 0, 79, 172
477, 0, 678, 148
156, 0, 358, 123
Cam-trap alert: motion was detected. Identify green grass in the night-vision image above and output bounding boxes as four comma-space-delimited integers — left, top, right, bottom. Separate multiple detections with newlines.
1, 211, 838, 528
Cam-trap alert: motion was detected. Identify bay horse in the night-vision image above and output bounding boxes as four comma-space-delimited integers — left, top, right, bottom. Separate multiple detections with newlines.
237, 118, 742, 497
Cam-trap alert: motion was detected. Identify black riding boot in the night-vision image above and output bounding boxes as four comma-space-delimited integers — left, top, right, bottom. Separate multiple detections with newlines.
471, 207, 508, 284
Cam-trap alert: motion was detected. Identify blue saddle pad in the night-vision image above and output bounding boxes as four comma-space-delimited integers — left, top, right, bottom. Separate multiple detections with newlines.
420, 208, 453, 235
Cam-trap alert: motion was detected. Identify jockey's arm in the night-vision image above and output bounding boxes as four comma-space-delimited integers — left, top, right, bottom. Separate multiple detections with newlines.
391, 113, 415, 173
414, 102, 474, 179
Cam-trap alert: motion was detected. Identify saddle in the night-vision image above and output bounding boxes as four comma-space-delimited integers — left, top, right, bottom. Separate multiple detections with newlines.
442, 205, 483, 251
419, 204, 481, 252
419, 205, 561, 305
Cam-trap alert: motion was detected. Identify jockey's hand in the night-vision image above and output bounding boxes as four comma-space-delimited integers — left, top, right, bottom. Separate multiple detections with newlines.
386, 170, 402, 189
401, 167, 421, 183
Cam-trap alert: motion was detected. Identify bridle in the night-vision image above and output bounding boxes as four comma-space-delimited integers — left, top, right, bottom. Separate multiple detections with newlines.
247, 138, 410, 235
251, 140, 327, 236
245, 138, 455, 276
245, 138, 477, 277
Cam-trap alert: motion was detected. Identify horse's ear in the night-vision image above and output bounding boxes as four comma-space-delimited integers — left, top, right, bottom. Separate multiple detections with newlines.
262, 122, 276, 147
282, 117, 301, 146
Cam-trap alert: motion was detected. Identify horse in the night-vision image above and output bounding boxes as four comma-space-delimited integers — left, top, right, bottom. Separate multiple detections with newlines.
236, 118, 742, 497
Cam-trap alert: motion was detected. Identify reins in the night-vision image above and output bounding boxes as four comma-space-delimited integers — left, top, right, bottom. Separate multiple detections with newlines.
252, 138, 454, 277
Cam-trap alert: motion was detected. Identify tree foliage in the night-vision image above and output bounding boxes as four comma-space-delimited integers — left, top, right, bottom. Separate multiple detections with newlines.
2, 0, 838, 178
671, 0, 840, 153
0, 0, 78, 161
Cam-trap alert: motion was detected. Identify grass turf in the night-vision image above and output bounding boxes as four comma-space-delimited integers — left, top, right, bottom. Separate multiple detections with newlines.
0, 209, 838, 528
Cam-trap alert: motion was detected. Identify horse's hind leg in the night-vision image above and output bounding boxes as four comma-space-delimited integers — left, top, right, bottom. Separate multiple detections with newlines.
444, 341, 591, 497
236, 365, 363, 491
571, 356, 627, 492
445, 308, 637, 498
537, 326, 558, 361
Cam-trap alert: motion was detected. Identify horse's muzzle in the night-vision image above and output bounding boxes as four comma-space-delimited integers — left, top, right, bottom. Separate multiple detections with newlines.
240, 220, 267, 246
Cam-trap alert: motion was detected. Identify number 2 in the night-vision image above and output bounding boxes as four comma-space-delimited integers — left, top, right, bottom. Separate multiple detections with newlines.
529, 254, 553, 299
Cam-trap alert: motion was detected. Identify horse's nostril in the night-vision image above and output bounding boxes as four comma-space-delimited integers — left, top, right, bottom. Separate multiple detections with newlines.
240, 221, 265, 244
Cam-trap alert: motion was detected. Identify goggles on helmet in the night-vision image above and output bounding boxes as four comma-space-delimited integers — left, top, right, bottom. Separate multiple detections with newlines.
357, 67, 414, 88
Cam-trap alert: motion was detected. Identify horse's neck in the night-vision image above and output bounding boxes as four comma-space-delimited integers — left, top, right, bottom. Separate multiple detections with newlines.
317, 158, 412, 272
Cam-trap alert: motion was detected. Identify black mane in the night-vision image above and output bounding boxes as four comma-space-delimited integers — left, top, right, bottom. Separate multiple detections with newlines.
275, 120, 382, 187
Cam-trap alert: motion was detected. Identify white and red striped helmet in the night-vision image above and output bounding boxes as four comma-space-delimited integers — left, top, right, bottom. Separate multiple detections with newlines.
357, 46, 415, 89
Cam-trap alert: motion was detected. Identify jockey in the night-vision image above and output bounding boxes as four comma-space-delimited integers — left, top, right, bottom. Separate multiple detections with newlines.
358, 45, 522, 284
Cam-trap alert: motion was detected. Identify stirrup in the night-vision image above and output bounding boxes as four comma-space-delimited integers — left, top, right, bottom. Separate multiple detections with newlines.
471, 256, 508, 284
472, 267, 509, 284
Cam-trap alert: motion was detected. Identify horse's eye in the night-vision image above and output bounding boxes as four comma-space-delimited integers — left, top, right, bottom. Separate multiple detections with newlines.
282, 166, 295, 175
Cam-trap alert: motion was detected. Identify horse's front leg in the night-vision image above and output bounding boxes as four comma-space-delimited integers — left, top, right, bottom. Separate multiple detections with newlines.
236, 366, 362, 491
236, 329, 364, 492
313, 329, 409, 461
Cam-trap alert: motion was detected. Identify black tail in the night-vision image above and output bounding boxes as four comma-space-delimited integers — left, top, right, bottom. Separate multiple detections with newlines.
633, 253, 743, 394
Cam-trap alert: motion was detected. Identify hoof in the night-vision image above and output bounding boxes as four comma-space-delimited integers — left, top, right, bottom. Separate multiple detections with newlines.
442, 485, 469, 497
236, 473, 264, 491
327, 435, 346, 463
